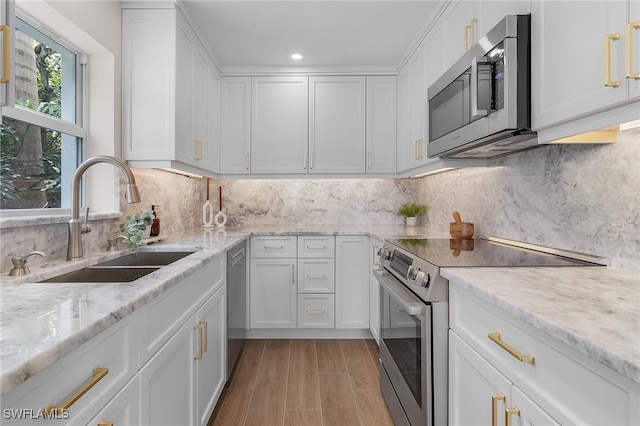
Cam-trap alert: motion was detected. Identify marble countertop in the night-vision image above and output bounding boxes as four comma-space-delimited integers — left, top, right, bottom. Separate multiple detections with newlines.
1, 225, 638, 396
441, 267, 640, 384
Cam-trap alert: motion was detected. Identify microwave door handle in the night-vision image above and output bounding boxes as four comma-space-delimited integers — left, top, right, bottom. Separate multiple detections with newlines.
471, 57, 492, 118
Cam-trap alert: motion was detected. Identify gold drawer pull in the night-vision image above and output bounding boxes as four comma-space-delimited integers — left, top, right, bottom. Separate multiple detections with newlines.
194, 323, 204, 360
491, 393, 505, 426
306, 309, 326, 314
306, 245, 326, 249
626, 21, 640, 79
306, 274, 326, 279
44, 367, 109, 416
264, 245, 284, 250
604, 32, 621, 87
488, 332, 535, 364
98, 420, 114, 426
505, 406, 521, 426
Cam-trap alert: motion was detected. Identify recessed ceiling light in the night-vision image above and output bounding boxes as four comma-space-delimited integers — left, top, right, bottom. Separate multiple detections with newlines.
291, 53, 303, 60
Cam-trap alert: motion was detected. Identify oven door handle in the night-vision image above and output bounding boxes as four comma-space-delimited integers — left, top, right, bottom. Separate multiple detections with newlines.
374, 270, 424, 315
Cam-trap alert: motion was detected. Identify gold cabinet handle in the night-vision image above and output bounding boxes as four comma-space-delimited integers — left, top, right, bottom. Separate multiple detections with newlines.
292, 264, 296, 283
626, 21, 640, 79
505, 406, 521, 426
465, 24, 472, 52
372, 245, 379, 266
415, 139, 423, 160
1, 25, 9, 83
263, 245, 284, 250
245, 152, 250, 170
194, 323, 204, 360
470, 18, 478, 46
194, 139, 203, 160
604, 32, 621, 87
200, 319, 208, 353
306, 245, 326, 249
306, 309, 326, 314
305, 274, 326, 279
44, 367, 109, 416
98, 420, 114, 426
367, 152, 373, 169
491, 393, 506, 426
488, 332, 535, 364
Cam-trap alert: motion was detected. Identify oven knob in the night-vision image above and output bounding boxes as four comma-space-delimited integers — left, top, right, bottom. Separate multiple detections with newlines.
378, 248, 391, 261
415, 271, 430, 288
406, 265, 419, 280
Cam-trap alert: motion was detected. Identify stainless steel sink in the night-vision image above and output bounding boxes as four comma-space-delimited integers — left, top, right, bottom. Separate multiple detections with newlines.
38, 251, 196, 283
40, 267, 160, 283
95, 251, 195, 267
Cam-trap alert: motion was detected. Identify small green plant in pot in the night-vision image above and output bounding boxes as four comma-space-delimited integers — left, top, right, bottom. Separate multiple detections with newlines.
119, 210, 153, 253
397, 202, 428, 226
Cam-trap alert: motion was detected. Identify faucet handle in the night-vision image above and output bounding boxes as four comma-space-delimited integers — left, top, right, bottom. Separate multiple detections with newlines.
107, 235, 128, 251
82, 207, 92, 234
9, 251, 45, 276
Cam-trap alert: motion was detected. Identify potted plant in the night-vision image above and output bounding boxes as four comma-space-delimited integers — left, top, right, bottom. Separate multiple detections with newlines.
119, 210, 153, 253
397, 202, 428, 227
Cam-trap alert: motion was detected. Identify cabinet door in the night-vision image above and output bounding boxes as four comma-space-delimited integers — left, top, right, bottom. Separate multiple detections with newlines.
531, 1, 628, 130
207, 70, 220, 173
441, 0, 476, 68
366, 76, 397, 174
396, 65, 409, 172
174, 12, 195, 167
191, 45, 212, 170
449, 331, 511, 426
510, 385, 561, 426
297, 294, 335, 328
309, 76, 366, 174
406, 45, 426, 170
629, 0, 640, 100
195, 286, 226, 426
335, 236, 370, 329
83, 377, 140, 426
369, 237, 382, 344
220, 77, 251, 174
251, 76, 308, 174
250, 258, 297, 328
139, 316, 195, 426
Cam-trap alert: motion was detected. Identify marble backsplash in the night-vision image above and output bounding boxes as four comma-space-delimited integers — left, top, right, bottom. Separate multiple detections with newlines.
418, 132, 639, 271
1, 133, 637, 273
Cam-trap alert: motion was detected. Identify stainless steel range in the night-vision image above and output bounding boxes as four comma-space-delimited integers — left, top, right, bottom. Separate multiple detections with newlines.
374, 236, 606, 426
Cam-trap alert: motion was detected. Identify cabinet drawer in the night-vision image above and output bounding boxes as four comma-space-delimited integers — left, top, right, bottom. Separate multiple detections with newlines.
139, 254, 224, 365
298, 259, 335, 293
450, 287, 640, 425
298, 294, 335, 328
251, 236, 297, 258
298, 236, 335, 258
0, 313, 137, 425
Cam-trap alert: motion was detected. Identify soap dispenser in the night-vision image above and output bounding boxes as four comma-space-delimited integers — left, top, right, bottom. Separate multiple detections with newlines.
150, 205, 160, 236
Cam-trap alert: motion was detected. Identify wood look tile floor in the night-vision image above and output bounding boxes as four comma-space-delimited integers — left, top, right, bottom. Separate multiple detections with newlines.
208, 339, 395, 426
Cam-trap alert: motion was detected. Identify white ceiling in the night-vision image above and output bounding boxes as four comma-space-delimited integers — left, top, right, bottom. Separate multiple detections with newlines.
180, 1, 440, 72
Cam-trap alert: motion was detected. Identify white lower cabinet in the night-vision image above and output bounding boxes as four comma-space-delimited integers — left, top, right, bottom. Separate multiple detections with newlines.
335, 235, 370, 329
449, 331, 559, 425
82, 376, 140, 426
449, 284, 640, 425
195, 286, 227, 426
369, 236, 382, 344
297, 294, 335, 328
140, 314, 196, 426
250, 257, 297, 328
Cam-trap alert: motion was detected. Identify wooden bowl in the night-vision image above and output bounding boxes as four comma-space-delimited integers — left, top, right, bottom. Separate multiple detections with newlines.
450, 222, 474, 239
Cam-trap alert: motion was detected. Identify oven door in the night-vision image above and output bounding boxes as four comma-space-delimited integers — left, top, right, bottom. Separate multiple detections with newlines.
375, 269, 431, 426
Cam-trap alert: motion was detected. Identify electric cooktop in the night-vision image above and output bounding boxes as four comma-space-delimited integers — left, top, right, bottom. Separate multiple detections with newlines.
386, 237, 607, 268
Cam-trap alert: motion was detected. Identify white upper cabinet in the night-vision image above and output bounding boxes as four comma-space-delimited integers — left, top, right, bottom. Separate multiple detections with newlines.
532, 0, 638, 132
441, 0, 530, 69
309, 76, 366, 174
122, 7, 218, 176
251, 76, 308, 174
396, 66, 409, 172
219, 77, 251, 174
366, 76, 397, 174
407, 45, 427, 170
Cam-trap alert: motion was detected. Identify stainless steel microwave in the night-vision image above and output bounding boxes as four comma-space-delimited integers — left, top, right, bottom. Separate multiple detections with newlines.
427, 15, 537, 159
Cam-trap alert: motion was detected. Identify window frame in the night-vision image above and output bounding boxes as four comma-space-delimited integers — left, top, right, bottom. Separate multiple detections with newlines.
0, 5, 87, 216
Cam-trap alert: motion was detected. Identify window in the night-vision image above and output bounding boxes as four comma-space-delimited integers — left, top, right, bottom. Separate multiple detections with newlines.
1, 11, 85, 211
